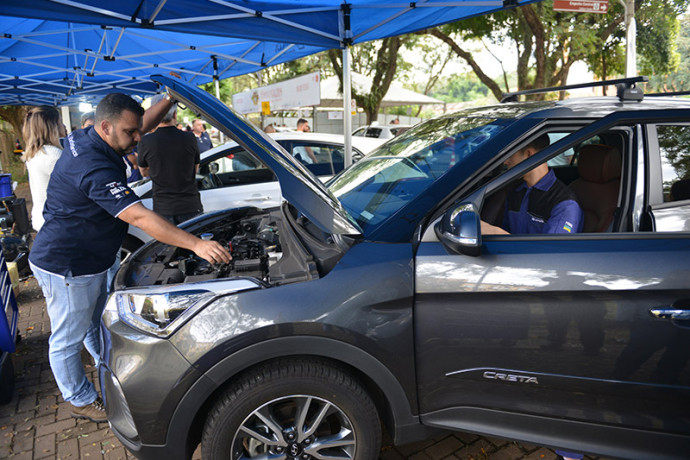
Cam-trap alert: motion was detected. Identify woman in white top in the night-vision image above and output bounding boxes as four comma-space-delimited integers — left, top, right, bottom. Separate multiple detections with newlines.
22, 106, 65, 231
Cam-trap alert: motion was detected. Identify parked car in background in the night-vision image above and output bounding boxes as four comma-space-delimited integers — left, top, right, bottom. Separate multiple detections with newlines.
353, 123, 411, 139
124, 132, 384, 255
102, 75, 690, 460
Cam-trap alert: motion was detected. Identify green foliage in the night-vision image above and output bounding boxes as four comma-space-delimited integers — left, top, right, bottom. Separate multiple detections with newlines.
431, 73, 491, 103
262, 52, 335, 84
431, 0, 690, 98
646, 13, 690, 92
637, 1, 687, 76
657, 125, 690, 183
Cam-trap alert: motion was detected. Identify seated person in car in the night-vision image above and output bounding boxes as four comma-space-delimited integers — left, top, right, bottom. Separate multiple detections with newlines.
482, 134, 583, 235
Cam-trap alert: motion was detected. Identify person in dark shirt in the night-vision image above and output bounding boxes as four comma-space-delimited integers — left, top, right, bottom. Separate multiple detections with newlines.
29, 93, 230, 423
192, 118, 213, 152
138, 94, 202, 224
482, 134, 583, 235
481, 135, 585, 460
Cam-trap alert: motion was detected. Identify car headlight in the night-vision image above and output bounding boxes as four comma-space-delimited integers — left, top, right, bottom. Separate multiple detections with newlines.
105, 289, 214, 337
104, 279, 262, 337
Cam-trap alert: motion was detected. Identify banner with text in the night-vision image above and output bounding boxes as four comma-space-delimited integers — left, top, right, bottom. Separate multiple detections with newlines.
232, 72, 321, 114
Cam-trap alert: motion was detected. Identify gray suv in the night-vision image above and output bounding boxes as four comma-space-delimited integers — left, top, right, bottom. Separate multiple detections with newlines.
100, 76, 690, 460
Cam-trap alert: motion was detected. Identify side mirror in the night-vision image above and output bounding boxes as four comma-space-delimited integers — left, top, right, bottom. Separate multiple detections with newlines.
434, 204, 481, 256
209, 162, 220, 174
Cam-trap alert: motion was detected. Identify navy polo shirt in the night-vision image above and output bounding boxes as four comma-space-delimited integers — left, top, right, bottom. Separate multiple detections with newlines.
195, 131, 213, 153
29, 127, 141, 277
503, 169, 583, 235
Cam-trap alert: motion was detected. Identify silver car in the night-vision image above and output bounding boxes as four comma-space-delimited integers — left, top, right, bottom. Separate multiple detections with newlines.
125, 132, 384, 255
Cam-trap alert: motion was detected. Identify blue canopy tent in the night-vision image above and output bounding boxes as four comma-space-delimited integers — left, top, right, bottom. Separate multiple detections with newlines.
2, 0, 538, 160
2, 1, 534, 48
0, 16, 325, 106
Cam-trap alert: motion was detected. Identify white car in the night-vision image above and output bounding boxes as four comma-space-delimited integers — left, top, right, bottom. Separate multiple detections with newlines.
124, 132, 384, 255
353, 124, 412, 139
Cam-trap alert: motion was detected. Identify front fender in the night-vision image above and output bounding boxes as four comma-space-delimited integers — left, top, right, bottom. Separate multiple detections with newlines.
165, 336, 426, 451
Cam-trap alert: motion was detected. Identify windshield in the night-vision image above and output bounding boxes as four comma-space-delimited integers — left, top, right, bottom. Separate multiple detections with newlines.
329, 115, 507, 232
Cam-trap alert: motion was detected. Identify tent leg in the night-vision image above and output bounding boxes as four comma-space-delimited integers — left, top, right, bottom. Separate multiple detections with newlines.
343, 46, 352, 166
215, 79, 225, 143
620, 0, 637, 77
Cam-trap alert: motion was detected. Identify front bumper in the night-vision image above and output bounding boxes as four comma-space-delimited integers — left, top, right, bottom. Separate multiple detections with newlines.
100, 311, 202, 458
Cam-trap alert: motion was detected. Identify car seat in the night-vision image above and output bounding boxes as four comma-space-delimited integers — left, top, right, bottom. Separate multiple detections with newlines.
569, 144, 622, 232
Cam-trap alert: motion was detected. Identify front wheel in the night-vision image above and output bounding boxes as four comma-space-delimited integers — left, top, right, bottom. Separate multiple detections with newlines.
201, 359, 382, 460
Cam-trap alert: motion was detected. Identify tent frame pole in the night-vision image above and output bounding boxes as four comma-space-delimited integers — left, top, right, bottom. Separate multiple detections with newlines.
343, 46, 352, 166
213, 55, 225, 143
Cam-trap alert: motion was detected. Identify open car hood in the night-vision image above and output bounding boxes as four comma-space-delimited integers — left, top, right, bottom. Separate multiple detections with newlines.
152, 75, 361, 236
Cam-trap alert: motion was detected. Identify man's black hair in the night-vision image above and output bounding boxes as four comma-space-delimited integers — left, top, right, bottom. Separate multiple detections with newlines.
95, 93, 144, 124
297, 118, 308, 127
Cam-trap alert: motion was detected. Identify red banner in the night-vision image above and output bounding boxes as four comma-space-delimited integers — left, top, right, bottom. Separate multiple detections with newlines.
553, 0, 609, 13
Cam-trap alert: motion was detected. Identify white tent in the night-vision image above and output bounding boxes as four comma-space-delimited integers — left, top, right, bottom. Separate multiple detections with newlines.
320, 72, 443, 108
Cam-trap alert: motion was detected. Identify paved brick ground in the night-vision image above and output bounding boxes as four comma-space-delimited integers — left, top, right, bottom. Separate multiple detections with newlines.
0, 185, 604, 459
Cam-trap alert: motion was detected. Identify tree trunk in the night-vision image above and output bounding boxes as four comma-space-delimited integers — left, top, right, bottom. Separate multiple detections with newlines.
427, 28, 504, 101
328, 38, 403, 125
521, 5, 547, 95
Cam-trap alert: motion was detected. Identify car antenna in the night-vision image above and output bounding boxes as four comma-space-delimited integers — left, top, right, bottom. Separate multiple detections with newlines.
500, 76, 649, 103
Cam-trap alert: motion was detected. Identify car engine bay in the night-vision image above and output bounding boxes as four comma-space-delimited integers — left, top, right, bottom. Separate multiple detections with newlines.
117, 205, 349, 289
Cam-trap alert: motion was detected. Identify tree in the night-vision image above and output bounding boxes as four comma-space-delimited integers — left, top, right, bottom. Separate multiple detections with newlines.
0, 106, 28, 171
425, 0, 690, 101
262, 52, 336, 85
646, 14, 690, 92
327, 37, 409, 124
399, 36, 455, 115
431, 72, 491, 103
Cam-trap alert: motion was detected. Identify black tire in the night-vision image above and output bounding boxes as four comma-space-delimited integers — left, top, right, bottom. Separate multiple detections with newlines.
0, 354, 15, 405
201, 358, 381, 460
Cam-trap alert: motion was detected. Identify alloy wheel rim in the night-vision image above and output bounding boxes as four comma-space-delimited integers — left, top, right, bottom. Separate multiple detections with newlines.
231, 394, 356, 460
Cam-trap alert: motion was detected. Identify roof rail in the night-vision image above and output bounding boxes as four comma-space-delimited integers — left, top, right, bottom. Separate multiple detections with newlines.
500, 76, 649, 103
646, 90, 690, 98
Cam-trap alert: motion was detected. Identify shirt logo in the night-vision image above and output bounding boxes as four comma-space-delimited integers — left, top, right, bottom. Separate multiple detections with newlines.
563, 221, 573, 233
68, 134, 78, 157
106, 181, 128, 199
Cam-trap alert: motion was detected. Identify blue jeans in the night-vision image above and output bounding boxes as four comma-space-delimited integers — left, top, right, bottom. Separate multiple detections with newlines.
106, 251, 121, 294
31, 262, 109, 407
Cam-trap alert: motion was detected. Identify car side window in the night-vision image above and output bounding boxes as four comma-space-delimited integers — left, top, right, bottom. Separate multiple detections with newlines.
198, 148, 271, 190
480, 131, 624, 235
657, 125, 690, 202
649, 124, 690, 233
290, 143, 347, 176
365, 128, 382, 138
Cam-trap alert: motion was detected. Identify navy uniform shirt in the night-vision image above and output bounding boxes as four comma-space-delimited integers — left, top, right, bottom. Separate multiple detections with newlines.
195, 131, 213, 153
503, 169, 583, 234
29, 127, 141, 277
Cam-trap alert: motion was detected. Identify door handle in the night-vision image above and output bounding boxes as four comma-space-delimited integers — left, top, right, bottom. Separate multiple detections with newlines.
246, 195, 271, 201
649, 308, 690, 320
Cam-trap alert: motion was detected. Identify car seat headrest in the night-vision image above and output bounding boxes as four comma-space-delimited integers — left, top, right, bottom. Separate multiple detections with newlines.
577, 144, 622, 183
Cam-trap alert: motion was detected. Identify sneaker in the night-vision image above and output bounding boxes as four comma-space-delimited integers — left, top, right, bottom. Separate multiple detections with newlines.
70, 397, 107, 423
